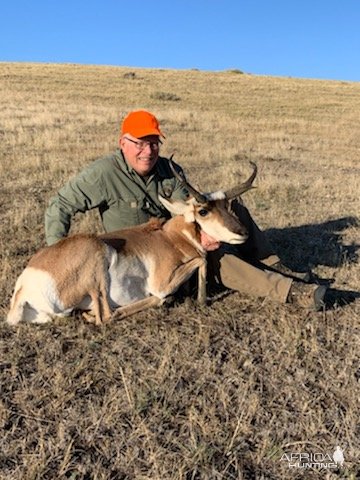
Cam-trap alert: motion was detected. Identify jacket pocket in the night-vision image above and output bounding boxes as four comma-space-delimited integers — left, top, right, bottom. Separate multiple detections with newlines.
103, 198, 145, 230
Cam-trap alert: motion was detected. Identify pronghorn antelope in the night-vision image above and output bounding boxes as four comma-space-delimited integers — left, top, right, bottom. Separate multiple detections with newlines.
6, 161, 257, 326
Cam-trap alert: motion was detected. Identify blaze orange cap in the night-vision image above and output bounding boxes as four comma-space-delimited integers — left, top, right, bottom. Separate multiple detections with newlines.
121, 110, 165, 139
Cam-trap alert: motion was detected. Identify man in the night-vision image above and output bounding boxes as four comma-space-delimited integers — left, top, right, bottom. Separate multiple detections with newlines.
45, 110, 327, 310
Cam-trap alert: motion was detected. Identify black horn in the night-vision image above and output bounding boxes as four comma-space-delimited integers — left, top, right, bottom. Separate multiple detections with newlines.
169, 157, 207, 204
224, 161, 257, 200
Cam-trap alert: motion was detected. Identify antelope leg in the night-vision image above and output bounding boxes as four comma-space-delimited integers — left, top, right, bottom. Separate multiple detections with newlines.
112, 257, 206, 321
156, 257, 205, 298
197, 261, 207, 305
111, 296, 163, 320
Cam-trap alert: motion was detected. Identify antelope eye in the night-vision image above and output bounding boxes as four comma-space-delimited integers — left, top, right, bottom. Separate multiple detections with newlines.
198, 209, 209, 217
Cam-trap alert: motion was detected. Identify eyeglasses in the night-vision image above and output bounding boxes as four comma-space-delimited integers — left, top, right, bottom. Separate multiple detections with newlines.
124, 137, 161, 151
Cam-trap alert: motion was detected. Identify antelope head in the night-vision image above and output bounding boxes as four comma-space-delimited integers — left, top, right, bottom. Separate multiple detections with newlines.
159, 160, 257, 245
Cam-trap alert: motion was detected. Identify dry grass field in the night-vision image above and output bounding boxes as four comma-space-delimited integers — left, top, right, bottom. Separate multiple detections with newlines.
0, 62, 359, 479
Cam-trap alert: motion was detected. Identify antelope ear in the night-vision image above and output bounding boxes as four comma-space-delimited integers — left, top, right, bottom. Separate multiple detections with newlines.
158, 195, 189, 215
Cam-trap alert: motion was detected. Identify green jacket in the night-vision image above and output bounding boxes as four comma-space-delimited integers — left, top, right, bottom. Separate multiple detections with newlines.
45, 149, 189, 245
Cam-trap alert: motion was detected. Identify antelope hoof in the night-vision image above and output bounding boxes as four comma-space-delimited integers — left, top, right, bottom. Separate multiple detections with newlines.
83, 312, 97, 324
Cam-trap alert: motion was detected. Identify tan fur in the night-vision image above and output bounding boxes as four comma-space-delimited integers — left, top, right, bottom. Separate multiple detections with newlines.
28, 234, 112, 325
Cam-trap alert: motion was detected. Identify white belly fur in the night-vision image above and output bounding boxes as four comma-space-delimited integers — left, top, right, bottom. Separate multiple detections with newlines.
18, 267, 69, 316
106, 251, 150, 307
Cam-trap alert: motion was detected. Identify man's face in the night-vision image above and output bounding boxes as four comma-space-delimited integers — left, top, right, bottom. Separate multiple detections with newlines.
120, 134, 160, 176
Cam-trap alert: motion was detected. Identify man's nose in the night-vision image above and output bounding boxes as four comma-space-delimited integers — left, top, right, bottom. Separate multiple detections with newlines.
142, 143, 153, 153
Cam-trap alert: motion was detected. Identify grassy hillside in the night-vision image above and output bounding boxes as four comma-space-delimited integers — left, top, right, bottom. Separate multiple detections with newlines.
0, 62, 359, 479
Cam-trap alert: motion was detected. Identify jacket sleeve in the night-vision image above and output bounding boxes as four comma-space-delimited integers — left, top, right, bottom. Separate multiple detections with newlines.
44, 162, 108, 245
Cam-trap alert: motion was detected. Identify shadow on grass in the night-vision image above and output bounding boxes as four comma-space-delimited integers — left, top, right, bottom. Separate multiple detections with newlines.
266, 216, 360, 308
265, 216, 359, 271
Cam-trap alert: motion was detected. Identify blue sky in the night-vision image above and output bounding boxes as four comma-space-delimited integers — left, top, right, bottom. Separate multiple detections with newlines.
1, 0, 359, 81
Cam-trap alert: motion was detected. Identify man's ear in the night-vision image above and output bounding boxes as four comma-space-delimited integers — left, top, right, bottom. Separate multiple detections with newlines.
119, 135, 126, 148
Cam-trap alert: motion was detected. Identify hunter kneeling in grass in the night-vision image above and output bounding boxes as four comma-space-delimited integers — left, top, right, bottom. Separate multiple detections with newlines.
44, 110, 327, 311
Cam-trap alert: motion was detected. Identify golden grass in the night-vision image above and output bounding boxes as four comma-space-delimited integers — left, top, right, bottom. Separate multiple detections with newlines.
0, 62, 359, 479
